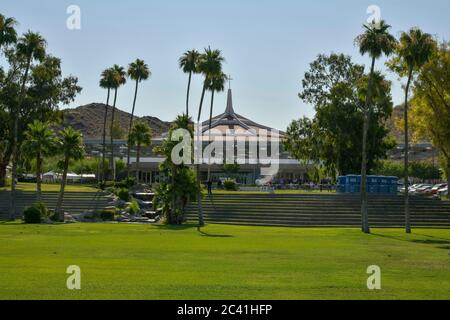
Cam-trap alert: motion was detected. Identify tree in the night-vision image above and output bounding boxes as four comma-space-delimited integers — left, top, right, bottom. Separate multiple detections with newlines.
355, 20, 397, 234
387, 28, 435, 233
22, 120, 56, 202
154, 114, 200, 224
99, 68, 115, 184
128, 122, 152, 183
111, 120, 125, 139
195, 47, 225, 227
206, 72, 227, 180
289, 54, 395, 180
109, 64, 126, 181
126, 59, 150, 177
55, 127, 84, 221
410, 42, 450, 189
10, 31, 46, 220
0, 14, 17, 49
179, 49, 200, 117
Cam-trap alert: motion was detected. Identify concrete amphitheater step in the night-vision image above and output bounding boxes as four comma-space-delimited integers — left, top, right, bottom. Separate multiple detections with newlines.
184, 194, 450, 228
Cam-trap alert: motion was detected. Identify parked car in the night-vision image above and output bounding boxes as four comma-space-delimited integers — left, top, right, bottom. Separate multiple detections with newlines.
413, 184, 433, 195
432, 183, 447, 195
438, 186, 448, 197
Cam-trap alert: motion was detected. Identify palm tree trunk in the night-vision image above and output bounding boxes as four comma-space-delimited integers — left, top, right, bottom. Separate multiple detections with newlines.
110, 88, 118, 181
404, 67, 413, 234
360, 57, 376, 234
186, 72, 192, 116
56, 158, 69, 222
207, 90, 215, 182
101, 89, 110, 184
127, 79, 139, 178
136, 144, 140, 183
10, 55, 32, 220
196, 82, 207, 227
36, 153, 42, 203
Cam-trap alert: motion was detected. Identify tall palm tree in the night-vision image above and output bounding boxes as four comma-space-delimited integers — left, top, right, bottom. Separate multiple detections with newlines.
206, 72, 227, 181
355, 20, 396, 234
389, 28, 435, 234
128, 122, 152, 183
195, 47, 225, 227
179, 49, 201, 117
22, 120, 56, 202
9, 31, 46, 220
55, 127, 84, 221
0, 14, 17, 49
109, 64, 127, 181
126, 59, 151, 177
99, 68, 116, 184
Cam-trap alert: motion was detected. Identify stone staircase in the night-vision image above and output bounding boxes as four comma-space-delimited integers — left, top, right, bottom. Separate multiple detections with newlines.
0, 191, 111, 218
185, 194, 450, 228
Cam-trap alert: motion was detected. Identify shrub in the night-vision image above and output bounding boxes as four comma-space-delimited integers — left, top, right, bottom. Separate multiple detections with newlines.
23, 202, 50, 224
116, 177, 136, 189
129, 200, 140, 215
118, 188, 130, 202
223, 180, 238, 191
23, 206, 42, 224
100, 209, 116, 221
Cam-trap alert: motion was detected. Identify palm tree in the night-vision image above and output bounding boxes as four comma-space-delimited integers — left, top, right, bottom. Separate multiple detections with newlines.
206, 72, 227, 181
109, 64, 127, 181
195, 47, 225, 226
9, 31, 46, 220
99, 68, 116, 184
0, 14, 17, 49
126, 59, 151, 177
55, 127, 84, 221
128, 122, 152, 183
179, 49, 201, 116
389, 28, 435, 234
22, 121, 56, 203
355, 21, 396, 234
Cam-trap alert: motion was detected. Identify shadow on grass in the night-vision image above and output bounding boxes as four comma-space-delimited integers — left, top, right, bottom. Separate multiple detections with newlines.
371, 232, 450, 251
152, 223, 234, 238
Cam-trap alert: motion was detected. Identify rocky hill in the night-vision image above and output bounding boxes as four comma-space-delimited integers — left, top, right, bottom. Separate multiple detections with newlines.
61, 103, 171, 138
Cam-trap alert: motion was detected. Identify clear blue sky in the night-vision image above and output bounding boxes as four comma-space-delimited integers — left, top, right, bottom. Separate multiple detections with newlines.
1, 0, 449, 130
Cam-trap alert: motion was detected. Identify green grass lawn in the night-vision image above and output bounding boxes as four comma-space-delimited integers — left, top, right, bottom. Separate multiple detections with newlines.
0, 183, 99, 193
0, 223, 449, 300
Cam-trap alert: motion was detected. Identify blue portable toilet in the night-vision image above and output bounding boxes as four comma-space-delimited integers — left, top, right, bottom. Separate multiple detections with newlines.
379, 177, 390, 193
367, 176, 379, 193
337, 176, 346, 193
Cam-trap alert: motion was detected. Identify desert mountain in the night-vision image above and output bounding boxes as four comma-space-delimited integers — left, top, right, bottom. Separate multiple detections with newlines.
61, 103, 171, 138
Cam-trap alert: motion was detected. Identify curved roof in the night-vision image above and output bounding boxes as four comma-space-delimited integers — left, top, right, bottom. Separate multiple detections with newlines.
201, 89, 284, 137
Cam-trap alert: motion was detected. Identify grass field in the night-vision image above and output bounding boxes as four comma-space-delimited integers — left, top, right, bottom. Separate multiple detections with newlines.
0, 222, 449, 300
0, 183, 99, 193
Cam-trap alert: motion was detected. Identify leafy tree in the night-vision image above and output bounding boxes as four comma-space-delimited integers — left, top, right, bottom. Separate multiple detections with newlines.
387, 28, 435, 234
195, 47, 225, 227
128, 122, 152, 183
126, 59, 150, 177
179, 49, 200, 116
111, 120, 125, 139
22, 120, 56, 202
55, 127, 85, 221
287, 54, 395, 181
10, 31, 46, 219
410, 42, 450, 188
355, 20, 397, 233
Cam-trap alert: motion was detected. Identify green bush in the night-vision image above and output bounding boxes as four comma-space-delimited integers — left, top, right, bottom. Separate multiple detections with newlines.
223, 180, 238, 191
129, 200, 140, 215
23, 202, 50, 224
100, 209, 116, 221
116, 177, 136, 189
118, 188, 130, 202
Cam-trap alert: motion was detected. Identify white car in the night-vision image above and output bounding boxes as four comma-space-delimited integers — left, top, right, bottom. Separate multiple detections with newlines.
413, 184, 433, 195
432, 184, 447, 195
438, 186, 448, 196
